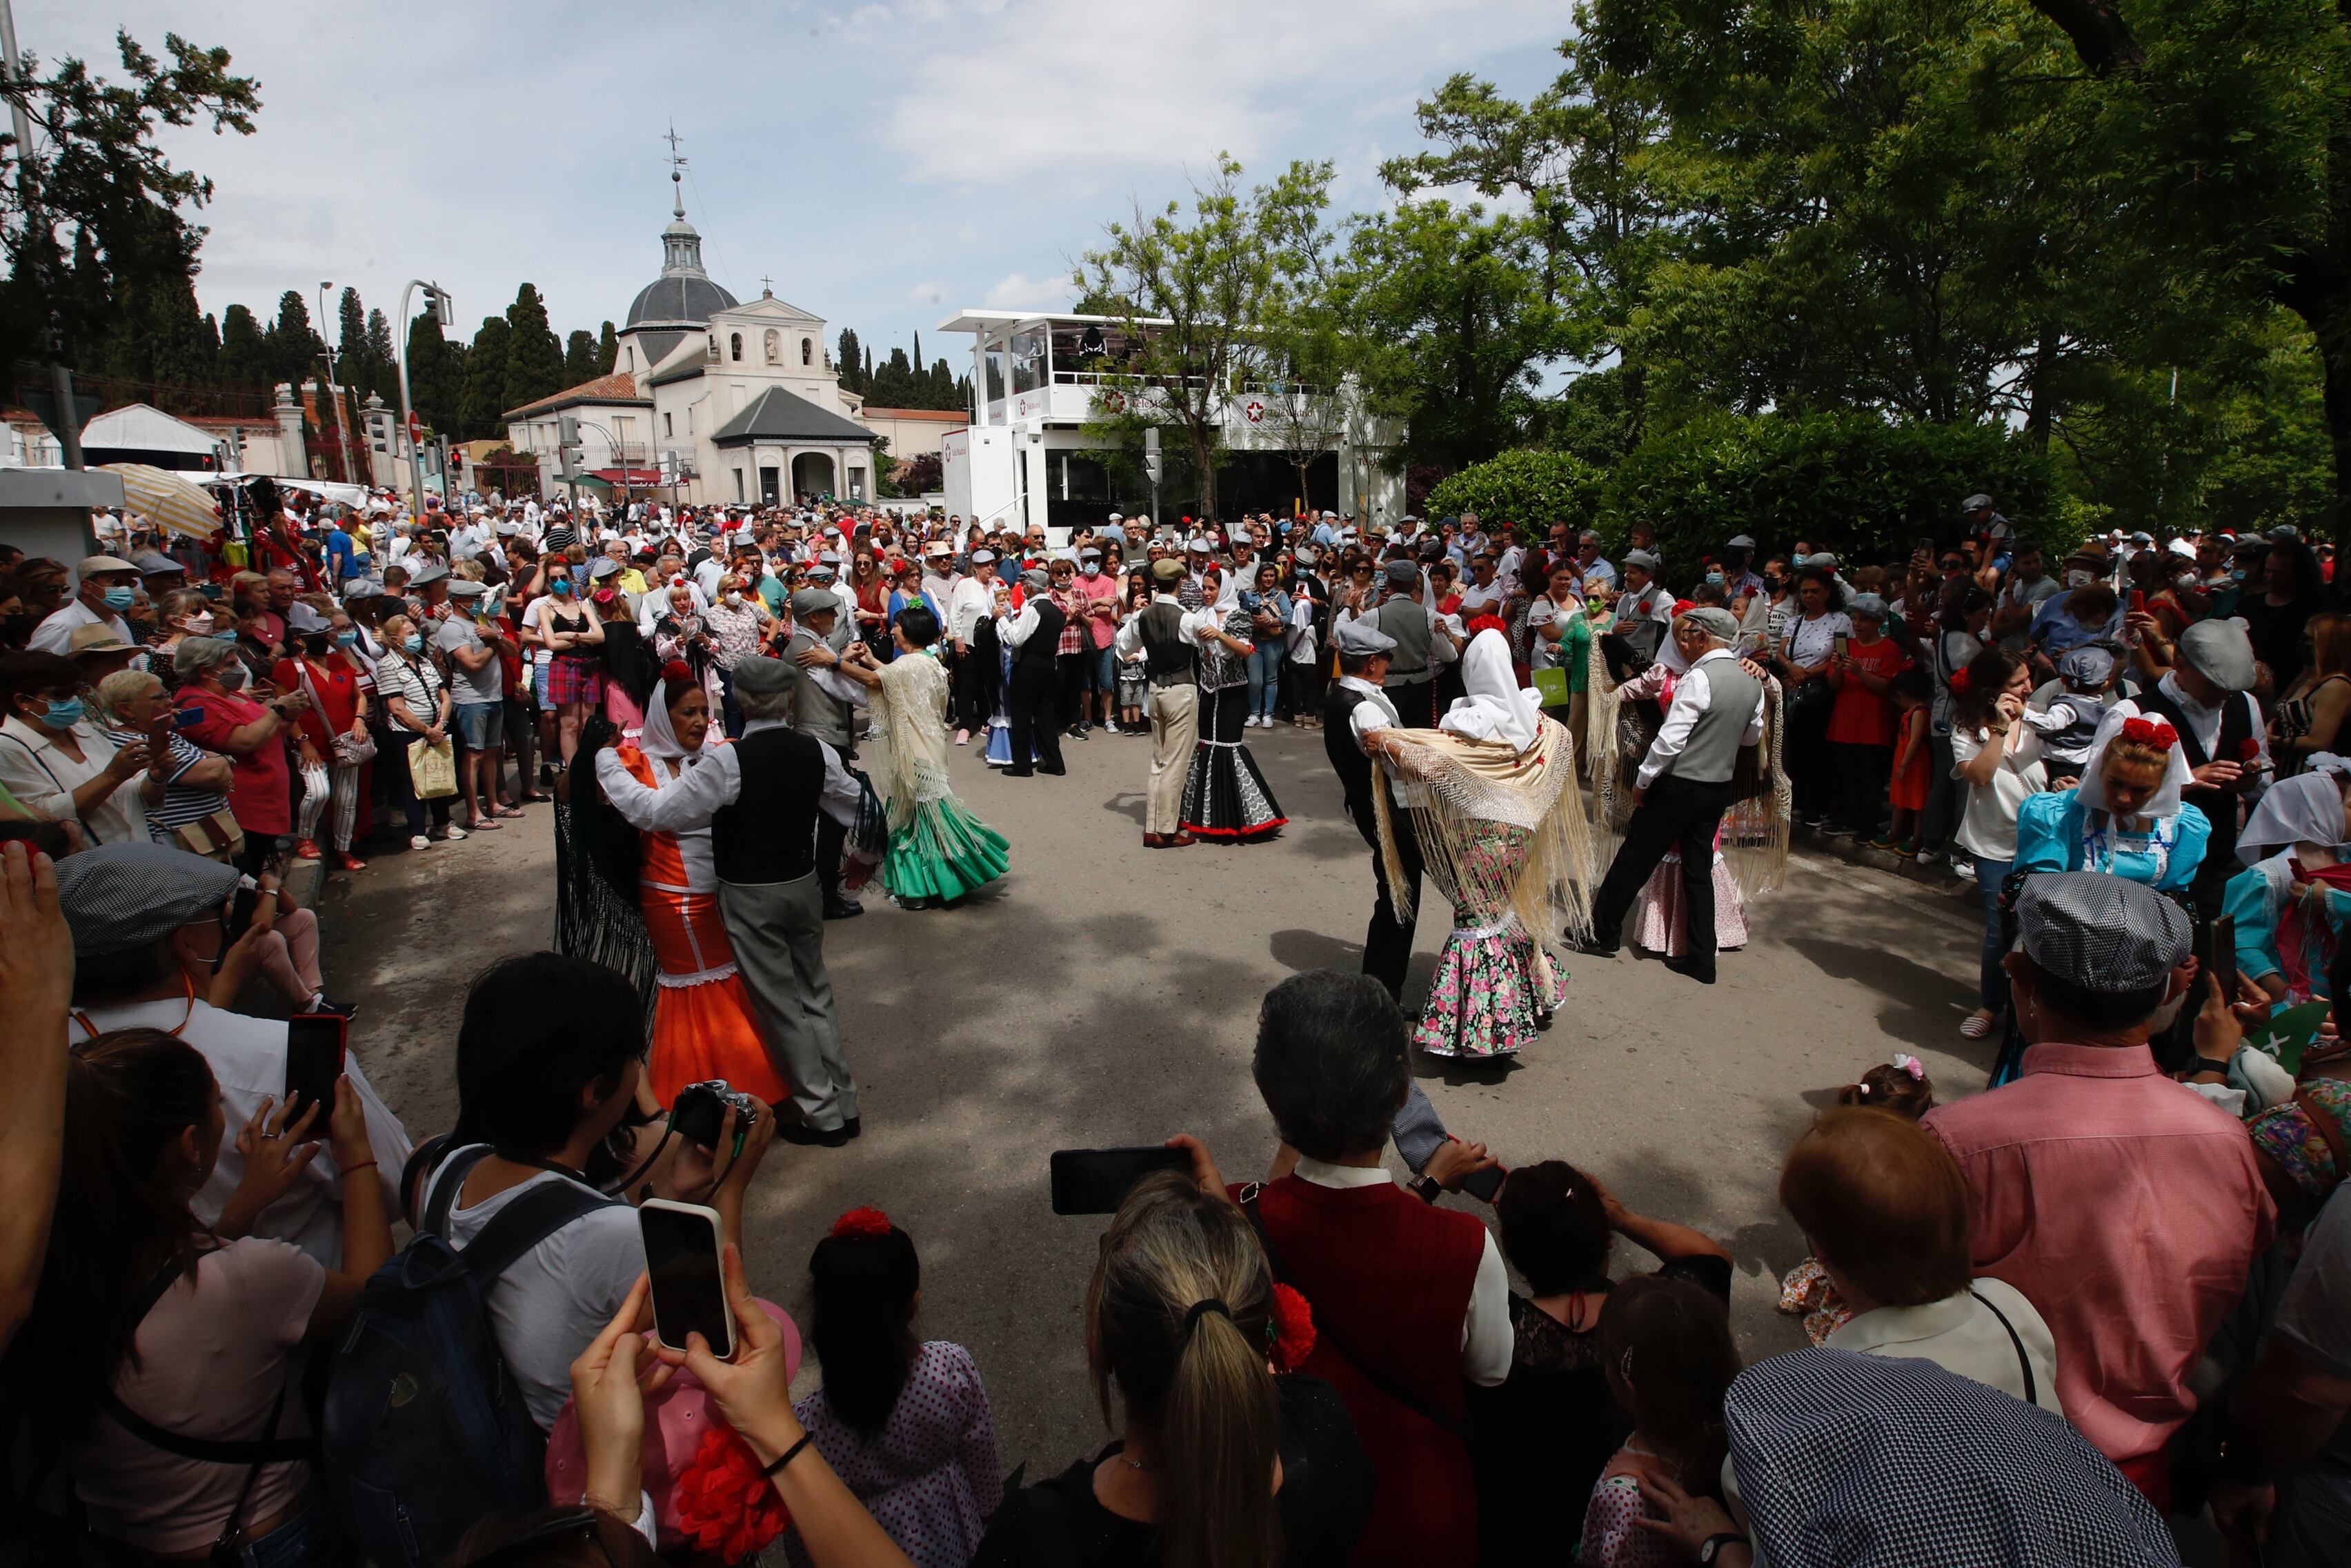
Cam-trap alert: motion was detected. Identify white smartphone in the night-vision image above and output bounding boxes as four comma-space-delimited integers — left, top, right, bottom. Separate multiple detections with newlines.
639, 1198, 735, 1359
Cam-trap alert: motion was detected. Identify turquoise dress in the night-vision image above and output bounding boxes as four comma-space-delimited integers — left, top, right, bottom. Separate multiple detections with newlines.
2011, 789, 2211, 892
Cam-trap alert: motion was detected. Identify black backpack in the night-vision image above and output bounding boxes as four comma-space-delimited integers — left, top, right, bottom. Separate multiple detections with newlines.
321, 1146, 617, 1567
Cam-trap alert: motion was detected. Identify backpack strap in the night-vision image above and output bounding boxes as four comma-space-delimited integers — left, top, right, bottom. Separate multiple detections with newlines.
419, 1142, 495, 1238
1969, 1287, 2038, 1408
455, 1175, 621, 1284
1235, 1183, 1467, 1440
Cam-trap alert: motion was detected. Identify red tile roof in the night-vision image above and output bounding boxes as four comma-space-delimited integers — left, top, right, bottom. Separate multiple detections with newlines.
502, 373, 650, 421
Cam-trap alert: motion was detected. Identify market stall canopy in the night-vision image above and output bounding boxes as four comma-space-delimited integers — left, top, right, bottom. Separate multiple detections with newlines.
97, 463, 221, 539
81, 404, 221, 457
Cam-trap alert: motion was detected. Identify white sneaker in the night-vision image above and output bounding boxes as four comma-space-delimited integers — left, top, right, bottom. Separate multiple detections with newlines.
442, 824, 468, 842
410, 834, 432, 851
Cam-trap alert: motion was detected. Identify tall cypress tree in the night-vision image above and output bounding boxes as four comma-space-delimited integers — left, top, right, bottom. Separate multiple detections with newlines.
564, 330, 600, 384
597, 321, 619, 375
335, 287, 368, 388
219, 304, 268, 388
366, 310, 397, 398
463, 316, 512, 438
406, 310, 465, 437
499, 284, 566, 415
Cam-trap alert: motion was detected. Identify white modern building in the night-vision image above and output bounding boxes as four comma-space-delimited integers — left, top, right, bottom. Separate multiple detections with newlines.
936, 309, 1402, 538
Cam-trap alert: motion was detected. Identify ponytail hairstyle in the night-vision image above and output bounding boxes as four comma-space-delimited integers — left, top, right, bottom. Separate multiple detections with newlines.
1951, 645, 2022, 733
807, 1209, 922, 1438
1087, 1170, 1282, 1568
1837, 1055, 1934, 1119
1, 1028, 217, 1445
1596, 1273, 1740, 1499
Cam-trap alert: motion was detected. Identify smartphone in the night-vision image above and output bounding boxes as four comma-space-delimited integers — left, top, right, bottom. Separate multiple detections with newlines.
2212, 914, 2237, 1018
1832, 633, 1849, 659
639, 1199, 734, 1358
1049, 1147, 1191, 1216
284, 1013, 346, 1118
2129, 589, 2146, 616
173, 706, 208, 731
227, 877, 261, 942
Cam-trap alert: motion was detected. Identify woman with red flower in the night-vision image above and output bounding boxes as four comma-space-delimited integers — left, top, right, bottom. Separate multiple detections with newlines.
973, 1171, 1373, 1568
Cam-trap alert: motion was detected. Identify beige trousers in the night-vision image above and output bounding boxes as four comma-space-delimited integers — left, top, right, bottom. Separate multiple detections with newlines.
1147, 683, 1199, 833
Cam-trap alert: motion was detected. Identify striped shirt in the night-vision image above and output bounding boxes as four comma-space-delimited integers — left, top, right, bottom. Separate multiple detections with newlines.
373, 651, 445, 729
103, 726, 228, 837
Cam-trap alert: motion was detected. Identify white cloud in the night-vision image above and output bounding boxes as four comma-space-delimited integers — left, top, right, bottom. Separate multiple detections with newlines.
906, 280, 946, 304
983, 272, 1069, 310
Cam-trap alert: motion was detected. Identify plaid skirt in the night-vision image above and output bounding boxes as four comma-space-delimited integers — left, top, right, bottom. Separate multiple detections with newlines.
545, 653, 602, 705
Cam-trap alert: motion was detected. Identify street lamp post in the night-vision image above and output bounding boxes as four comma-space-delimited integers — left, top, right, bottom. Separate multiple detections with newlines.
316, 281, 357, 484
0, 0, 82, 469
574, 419, 633, 513
394, 279, 450, 523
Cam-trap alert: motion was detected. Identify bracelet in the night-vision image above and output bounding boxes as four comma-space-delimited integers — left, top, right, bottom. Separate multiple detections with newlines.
762, 1431, 815, 1478
341, 1160, 378, 1175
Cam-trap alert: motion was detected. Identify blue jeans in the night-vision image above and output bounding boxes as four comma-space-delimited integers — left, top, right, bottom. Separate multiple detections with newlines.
244, 1492, 344, 1568
1975, 854, 2012, 1015
1248, 641, 1284, 718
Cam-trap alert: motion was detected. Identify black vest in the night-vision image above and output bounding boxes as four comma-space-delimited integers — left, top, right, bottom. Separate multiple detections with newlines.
2137, 684, 2254, 866
708, 726, 824, 884
1015, 599, 1063, 672
1326, 684, 1385, 822
1141, 601, 1196, 688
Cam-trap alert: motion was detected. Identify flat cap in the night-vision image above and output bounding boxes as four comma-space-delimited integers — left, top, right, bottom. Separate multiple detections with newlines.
969, 548, 997, 564
2015, 871, 2190, 993
132, 550, 185, 576
1383, 559, 1420, 587
77, 554, 139, 577
286, 601, 333, 631
408, 561, 450, 586
57, 842, 241, 957
1676, 606, 1738, 643
1725, 534, 1758, 550
1188, 536, 1213, 553
588, 557, 622, 579
2056, 644, 2116, 689
728, 655, 797, 697
788, 587, 839, 617
1846, 593, 1887, 620
1336, 617, 1398, 656
1623, 548, 1661, 571
1151, 557, 1185, 583
2178, 619, 2256, 693
1961, 493, 1994, 512
446, 579, 486, 599
1021, 567, 1051, 592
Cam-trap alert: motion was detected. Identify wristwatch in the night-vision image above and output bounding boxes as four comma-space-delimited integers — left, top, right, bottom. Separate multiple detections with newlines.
1407, 1174, 1444, 1205
1698, 1534, 1746, 1565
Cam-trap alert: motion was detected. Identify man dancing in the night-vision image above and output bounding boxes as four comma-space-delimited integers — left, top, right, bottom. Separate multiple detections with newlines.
1579, 606, 1763, 984
1325, 617, 1422, 999
1115, 557, 1220, 848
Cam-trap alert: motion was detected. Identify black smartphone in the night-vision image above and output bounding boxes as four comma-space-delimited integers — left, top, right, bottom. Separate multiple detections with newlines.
639, 1199, 734, 1358
284, 1013, 346, 1119
2212, 914, 2237, 1016
1049, 1147, 1191, 1215
227, 879, 262, 942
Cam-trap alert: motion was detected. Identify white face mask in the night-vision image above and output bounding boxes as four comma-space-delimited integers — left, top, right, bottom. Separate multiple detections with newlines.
2174, 572, 2197, 591
723, 591, 742, 606
2065, 569, 2094, 588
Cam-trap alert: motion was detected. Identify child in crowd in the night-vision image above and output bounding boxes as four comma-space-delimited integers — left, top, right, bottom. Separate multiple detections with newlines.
1115, 585, 1149, 735
1824, 591, 1909, 840
1577, 1275, 1743, 1567
1876, 667, 1934, 855
785, 1209, 1001, 1568
2018, 643, 2118, 783
1778, 1055, 1936, 1344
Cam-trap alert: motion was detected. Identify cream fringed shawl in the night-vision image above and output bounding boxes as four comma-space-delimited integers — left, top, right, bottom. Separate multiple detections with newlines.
1583, 632, 1793, 902
1369, 715, 1598, 957
871, 652, 953, 831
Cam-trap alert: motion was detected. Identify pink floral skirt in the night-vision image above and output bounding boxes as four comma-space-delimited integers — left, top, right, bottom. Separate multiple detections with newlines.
1413, 922, 1565, 1059
1628, 851, 1747, 957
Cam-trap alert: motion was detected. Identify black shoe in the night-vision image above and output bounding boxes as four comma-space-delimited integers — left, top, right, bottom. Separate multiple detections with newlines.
1533, 1006, 1554, 1031
842, 1115, 862, 1139
1003, 767, 1034, 778
1661, 953, 1718, 985
779, 1121, 851, 1147
823, 897, 864, 920
1571, 934, 1621, 959
1038, 763, 1067, 775
1075, 726, 1091, 740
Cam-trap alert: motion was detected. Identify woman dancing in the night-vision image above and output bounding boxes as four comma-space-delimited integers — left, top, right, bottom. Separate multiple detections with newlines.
1180, 566, 1287, 841
1366, 628, 1594, 1059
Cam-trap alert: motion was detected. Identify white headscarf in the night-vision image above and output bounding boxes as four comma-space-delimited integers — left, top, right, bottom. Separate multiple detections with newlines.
1440, 628, 1543, 753
638, 675, 716, 762
2074, 700, 2192, 821
2236, 767, 2351, 865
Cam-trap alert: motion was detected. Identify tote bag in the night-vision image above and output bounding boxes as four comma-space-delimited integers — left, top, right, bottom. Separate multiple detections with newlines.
407, 735, 457, 800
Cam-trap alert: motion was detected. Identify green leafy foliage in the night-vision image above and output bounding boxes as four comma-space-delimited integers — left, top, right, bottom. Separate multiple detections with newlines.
1425, 450, 1607, 538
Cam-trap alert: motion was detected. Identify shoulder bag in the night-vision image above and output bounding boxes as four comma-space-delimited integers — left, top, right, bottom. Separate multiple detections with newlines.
297, 659, 375, 766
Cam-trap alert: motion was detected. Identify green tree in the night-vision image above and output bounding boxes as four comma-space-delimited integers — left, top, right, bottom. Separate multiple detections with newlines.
869, 346, 917, 407
837, 328, 865, 393
406, 308, 464, 437
1425, 450, 1607, 537
265, 289, 321, 386
218, 301, 266, 386
335, 286, 367, 388
499, 283, 564, 416
364, 308, 395, 397
597, 320, 618, 375
462, 316, 510, 438
1077, 152, 1336, 519
564, 330, 599, 384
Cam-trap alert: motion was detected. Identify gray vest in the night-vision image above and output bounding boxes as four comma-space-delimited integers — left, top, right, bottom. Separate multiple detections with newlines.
1140, 600, 1196, 689
1376, 599, 1432, 684
1668, 657, 1761, 784
785, 629, 853, 749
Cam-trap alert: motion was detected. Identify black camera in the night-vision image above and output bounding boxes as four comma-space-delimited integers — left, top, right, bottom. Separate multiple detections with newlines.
671, 1080, 759, 1151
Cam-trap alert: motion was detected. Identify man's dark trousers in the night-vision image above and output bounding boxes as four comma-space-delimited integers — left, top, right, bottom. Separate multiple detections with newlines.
1589, 775, 1736, 969
1349, 798, 1422, 1000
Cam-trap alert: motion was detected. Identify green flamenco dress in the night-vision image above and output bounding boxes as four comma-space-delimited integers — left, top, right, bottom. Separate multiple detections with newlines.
871, 648, 1009, 904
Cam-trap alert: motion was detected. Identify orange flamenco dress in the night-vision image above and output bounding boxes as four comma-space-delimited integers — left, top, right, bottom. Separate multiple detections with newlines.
612, 744, 792, 1107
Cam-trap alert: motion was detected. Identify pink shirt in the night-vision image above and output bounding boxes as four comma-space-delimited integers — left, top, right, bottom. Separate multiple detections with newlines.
1923, 1042, 2274, 1467
1073, 572, 1120, 649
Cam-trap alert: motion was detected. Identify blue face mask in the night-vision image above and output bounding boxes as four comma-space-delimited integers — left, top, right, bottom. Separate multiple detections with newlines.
550, 579, 574, 597
401, 633, 424, 653
334, 629, 359, 647
102, 586, 136, 611
1705, 570, 1725, 587
2233, 568, 2248, 584
40, 696, 85, 728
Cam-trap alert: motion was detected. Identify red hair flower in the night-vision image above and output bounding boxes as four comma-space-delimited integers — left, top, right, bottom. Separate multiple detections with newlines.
1465, 614, 1508, 639
1947, 667, 1971, 695
831, 1207, 893, 1241
673, 1425, 791, 1560
658, 659, 694, 689
2239, 737, 2263, 762
2119, 716, 2179, 751
1268, 1283, 1316, 1374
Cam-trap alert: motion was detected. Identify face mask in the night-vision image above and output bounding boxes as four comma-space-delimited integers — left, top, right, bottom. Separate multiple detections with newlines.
723, 591, 742, 606
2233, 568, 2248, 584
2174, 573, 2196, 591
2065, 569, 2094, 588
551, 578, 574, 596
102, 586, 136, 611
216, 662, 248, 693
1705, 570, 1725, 587
401, 633, 424, 653
40, 696, 85, 728
184, 611, 216, 637
335, 629, 359, 647
215, 629, 242, 643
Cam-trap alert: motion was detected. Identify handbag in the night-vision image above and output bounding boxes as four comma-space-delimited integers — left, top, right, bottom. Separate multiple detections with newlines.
173, 807, 246, 861
1529, 665, 1571, 708
295, 659, 375, 765
407, 735, 458, 800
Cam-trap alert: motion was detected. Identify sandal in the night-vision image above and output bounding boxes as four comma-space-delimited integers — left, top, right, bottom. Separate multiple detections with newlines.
1958, 1011, 1996, 1040
469, 817, 503, 831
495, 804, 525, 818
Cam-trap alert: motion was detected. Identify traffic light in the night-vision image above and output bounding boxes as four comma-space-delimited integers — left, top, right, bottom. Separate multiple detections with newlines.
428, 285, 455, 328
557, 414, 584, 480
368, 411, 391, 455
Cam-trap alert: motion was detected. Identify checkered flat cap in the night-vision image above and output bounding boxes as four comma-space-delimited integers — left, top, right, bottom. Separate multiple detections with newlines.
56, 842, 240, 956
2015, 871, 2190, 991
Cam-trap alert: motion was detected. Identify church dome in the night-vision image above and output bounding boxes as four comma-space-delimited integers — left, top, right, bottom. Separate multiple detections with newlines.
626, 272, 737, 329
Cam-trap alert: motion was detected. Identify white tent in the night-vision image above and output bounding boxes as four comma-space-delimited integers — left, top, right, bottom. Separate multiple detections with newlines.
81, 403, 221, 457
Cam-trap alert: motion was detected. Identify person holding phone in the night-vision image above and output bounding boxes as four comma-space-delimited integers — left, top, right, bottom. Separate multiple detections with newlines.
171, 633, 306, 877
1769, 566, 1851, 831
0, 650, 164, 848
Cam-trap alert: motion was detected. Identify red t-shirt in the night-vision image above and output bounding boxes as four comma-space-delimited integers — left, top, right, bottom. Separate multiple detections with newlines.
272, 654, 365, 751
1825, 633, 1909, 747
176, 686, 291, 835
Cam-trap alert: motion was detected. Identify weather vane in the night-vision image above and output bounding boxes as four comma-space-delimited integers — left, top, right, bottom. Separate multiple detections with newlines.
664, 122, 688, 217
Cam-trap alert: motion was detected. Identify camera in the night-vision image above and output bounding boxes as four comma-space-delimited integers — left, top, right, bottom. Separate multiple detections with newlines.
671, 1079, 759, 1150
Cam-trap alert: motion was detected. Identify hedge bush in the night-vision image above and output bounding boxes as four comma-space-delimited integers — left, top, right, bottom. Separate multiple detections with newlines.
1424, 450, 1607, 539
1601, 412, 2069, 580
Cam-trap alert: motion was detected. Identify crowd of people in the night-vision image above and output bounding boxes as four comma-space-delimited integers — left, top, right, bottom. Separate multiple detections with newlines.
0, 478, 2348, 1567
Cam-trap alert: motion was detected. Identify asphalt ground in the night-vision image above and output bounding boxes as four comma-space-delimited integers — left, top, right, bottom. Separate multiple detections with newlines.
315, 711, 1996, 1478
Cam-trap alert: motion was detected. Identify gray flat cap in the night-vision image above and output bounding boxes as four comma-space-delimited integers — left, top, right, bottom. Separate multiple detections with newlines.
446, 579, 486, 599
2015, 871, 2190, 992
2178, 619, 2256, 693
1021, 567, 1051, 592
2056, 645, 2116, 690
1336, 617, 1398, 656
969, 548, 996, 564
408, 561, 450, 586
133, 550, 185, 576
1725, 535, 1757, 550
789, 587, 839, 617
1846, 593, 1887, 620
1962, 494, 1994, 512
1383, 559, 1420, 587
286, 601, 333, 631
57, 842, 240, 957
1623, 548, 1661, 571
1676, 606, 1738, 643
588, 557, 622, 580
728, 656, 798, 697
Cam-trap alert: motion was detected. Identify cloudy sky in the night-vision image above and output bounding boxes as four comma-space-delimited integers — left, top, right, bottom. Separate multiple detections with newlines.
26, 0, 1568, 372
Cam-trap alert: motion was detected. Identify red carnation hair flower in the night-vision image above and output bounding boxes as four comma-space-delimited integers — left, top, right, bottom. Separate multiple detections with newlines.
831, 1207, 893, 1241
1947, 667, 1972, 695
673, 1425, 791, 1559
1268, 1283, 1316, 1374
1465, 614, 1509, 639
2119, 715, 2179, 751
658, 659, 695, 690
